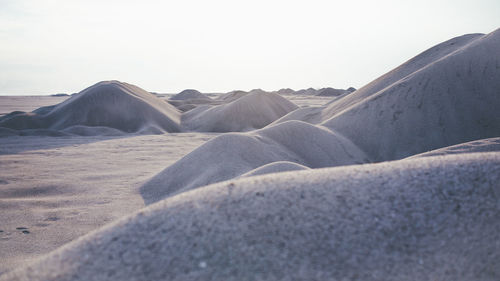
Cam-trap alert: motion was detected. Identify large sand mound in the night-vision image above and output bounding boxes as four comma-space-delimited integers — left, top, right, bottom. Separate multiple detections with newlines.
4, 152, 499, 281
274, 33, 487, 127
181, 91, 298, 132
0, 81, 181, 134
141, 120, 368, 204
320, 29, 500, 161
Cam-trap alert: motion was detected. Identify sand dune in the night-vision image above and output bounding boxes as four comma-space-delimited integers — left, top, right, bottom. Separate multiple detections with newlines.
315, 87, 354, 96
181, 91, 298, 132
3, 152, 499, 281
216, 89, 248, 102
274, 32, 489, 127
1, 29, 500, 280
0, 81, 181, 134
141, 120, 368, 204
322, 29, 500, 161
271, 106, 325, 125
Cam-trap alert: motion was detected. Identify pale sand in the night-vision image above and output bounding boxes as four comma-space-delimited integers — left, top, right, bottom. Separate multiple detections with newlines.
140, 120, 368, 204
0, 28, 499, 280
0, 133, 216, 274
181, 90, 298, 132
2, 152, 499, 280
0, 81, 181, 134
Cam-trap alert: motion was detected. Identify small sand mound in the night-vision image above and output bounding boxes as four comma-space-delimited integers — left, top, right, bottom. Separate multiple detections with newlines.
0, 81, 181, 134
182, 91, 298, 132
141, 120, 368, 204
216, 90, 248, 102
169, 89, 211, 101
275, 88, 295, 95
271, 106, 325, 125
5, 152, 500, 281
294, 87, 317, 95
315, 87, 350, 97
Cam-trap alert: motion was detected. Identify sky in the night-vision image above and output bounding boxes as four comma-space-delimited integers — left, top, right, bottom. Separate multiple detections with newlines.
0, 0, 499, 95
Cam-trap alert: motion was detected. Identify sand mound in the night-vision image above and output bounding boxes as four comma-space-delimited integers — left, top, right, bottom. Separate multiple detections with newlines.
141, 120, 368, 204
271, 107, 325, 125
315, 87, 350, 97
0, 81, 181, 134
4, 152, 500, 281
181, 91, 298, 132
323, 33, 484, 117
239, 161, 310, 177
216, 90, 248, 102
320, 29, 500, 161
275, 88, 295, 95
293, 87, 316, 95
169, 89, 211, 101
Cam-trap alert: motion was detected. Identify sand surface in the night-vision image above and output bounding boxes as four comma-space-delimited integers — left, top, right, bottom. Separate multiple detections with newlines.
0, 133, 216, 274
2, 152, 499, 280
1, 28, 499, 280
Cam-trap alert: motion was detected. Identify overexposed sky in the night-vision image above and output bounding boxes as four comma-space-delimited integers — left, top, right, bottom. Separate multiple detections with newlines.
0, 0, 499, 95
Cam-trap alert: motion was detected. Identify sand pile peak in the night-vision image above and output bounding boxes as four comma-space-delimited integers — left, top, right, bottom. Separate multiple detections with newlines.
181, 91, 298, 132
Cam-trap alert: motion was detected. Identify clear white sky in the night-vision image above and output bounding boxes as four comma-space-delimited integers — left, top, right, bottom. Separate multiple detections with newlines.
0, 0, 499, 95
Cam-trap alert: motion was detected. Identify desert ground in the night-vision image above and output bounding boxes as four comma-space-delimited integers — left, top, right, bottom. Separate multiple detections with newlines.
0, 29, 499, 280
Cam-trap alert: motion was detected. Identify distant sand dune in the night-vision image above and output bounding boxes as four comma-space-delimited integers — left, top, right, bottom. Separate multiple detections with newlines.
181, 90, 298, 132
0, 81, 181, 135
169, 89, 211, 101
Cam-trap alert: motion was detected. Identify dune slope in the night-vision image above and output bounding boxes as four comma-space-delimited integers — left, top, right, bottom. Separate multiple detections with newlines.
321, 29, 500, 161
